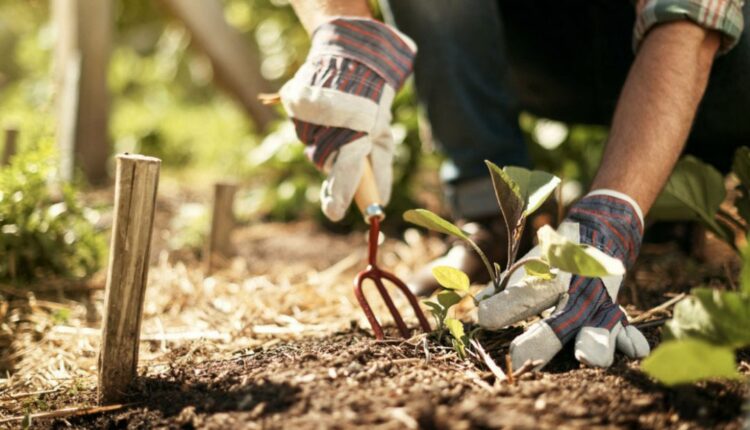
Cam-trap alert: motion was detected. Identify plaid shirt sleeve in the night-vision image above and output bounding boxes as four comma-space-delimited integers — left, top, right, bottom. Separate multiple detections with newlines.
634, 0, 745, 54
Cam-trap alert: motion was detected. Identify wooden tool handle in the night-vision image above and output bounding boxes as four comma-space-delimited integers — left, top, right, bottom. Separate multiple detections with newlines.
256, 93, 384, 221
354, 159, 385, 222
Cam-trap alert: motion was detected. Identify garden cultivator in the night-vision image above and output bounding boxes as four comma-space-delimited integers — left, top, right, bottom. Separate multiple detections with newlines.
353, 161, 431, 340
258, 93, 429, 340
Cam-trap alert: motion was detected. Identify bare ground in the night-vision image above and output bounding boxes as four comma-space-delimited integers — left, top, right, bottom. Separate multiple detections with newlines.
1, 184, 748, 429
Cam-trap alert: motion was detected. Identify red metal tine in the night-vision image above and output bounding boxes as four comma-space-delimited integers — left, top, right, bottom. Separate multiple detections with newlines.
354, 271, 410, 339
353, 271, 385, 340
378, 270, 431, 333
353, 217, 431, 340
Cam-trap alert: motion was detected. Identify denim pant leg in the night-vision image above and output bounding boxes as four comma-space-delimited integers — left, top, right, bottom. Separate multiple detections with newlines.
381, 0, 528, 219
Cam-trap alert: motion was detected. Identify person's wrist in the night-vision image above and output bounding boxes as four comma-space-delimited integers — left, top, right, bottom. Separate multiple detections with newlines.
309, 17, 416, 89
565, 190, 644, 268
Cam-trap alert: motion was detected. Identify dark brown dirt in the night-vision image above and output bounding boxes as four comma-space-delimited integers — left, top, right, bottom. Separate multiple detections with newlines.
11, 196, 750, 429
36, 326, 748, 429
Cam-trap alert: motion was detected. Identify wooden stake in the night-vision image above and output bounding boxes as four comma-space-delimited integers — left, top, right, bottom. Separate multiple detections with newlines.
205, 182, 237, 273
1, 127, 17, 166
98, 154, 160, 404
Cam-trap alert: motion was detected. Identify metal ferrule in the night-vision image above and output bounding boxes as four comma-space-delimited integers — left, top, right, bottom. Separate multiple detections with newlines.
362, 204, 385, 224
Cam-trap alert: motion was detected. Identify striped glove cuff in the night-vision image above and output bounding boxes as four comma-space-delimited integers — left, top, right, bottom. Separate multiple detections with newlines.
310, 18, 417, 90
565, 190, 644, 269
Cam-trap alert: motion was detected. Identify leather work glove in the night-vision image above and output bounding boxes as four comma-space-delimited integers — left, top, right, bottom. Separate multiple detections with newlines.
279, 18, 416, 221
477, 190, 651, 370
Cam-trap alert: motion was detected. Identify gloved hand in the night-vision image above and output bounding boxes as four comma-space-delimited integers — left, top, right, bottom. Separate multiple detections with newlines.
477, 190, 651, 370
279, 17, 416, 221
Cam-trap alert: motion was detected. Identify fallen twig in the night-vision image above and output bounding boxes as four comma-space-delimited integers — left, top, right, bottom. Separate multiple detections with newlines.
422, 337, 431, 363
49, 326, 232, 342
252, 324, 329, 335
505, 354, 515, 386
0, 387, 60, 402
390, 353, 456, 366
0, 402, 136, 424
469, 339, 506, 383
465, 370, 495, 393
512, 359, 543, 379
258, 93, 281, 105
633, 318, 669, 330
630, 293, 687, 324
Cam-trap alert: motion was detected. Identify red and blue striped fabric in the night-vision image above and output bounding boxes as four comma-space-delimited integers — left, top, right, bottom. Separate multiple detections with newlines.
547, 275, 627, 343
547, 194, 643, 342
308, 57, 387, 103
293, 119, 366, 168
310, 18, 416, 90
293, 19, 415, 169
567, 194, 643, 268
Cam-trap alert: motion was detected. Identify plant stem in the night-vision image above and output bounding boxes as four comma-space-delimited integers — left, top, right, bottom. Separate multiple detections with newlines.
496, 256, 548, 292
510, 219, 526, 267
465, 238, 497, 287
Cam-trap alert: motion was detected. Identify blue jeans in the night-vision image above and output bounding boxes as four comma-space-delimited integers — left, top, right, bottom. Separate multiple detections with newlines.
382, 0, 750, 219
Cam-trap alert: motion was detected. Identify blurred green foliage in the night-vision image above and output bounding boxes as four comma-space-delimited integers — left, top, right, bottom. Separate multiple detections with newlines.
0, 0, 427, 227
0, 0, 600, 233
520, 113, 607, 205
0, 143, 105, 281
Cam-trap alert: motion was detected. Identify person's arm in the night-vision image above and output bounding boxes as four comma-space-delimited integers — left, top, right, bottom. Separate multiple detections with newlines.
289, 0, 373, 34
591, 21, 720, 213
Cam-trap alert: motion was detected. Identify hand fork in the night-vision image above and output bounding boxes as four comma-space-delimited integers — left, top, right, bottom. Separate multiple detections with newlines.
257, 92, 430, 340
353, 161, 431, 340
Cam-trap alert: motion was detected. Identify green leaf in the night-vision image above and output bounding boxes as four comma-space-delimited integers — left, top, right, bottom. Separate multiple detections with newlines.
404, 208, 496, 285
523, 259, 553, 280
690, 288, 750, 347
733, 147, 750, 225
651, 156, 730, 242
422, 300, 445, 315
432, 266, 470, 291
485, 161, 524, 259
504, 166, 561, 216
735, 192, 750, 226
649, 192, 702, 222
537, 225, 625, 277
422, 300, 446, 327
642, 339, 739, 386
732, 147, 750, 189
445, 317, 465, 338
666, 289, 750, 348
403, 209, 469, 241
742, 241, 750, 294
437, 290, 462, 309
445, 317, 466, 357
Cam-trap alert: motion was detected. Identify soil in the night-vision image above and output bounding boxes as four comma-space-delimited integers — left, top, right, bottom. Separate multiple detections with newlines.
47, 327, 749, 430
2, 183, 748, 429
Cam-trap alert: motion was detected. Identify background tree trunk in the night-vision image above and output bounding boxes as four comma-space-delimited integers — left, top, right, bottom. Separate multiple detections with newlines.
158, 0, 278, 131
52, 0, 112, 185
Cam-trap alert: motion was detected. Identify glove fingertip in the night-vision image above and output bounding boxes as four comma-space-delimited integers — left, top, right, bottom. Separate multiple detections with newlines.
509, 322, 562, 371
627, 326, 651, 358
321, 197, 347, 222
616, 325, 651, 358
574, 327, 616, 368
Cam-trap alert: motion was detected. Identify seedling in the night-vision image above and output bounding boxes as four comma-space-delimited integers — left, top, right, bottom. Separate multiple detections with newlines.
405, 161, 626, 355
650, 147, 750, 251
642, 263, 750, 385
422, 266, 471, 357
639, 148, 750, 385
